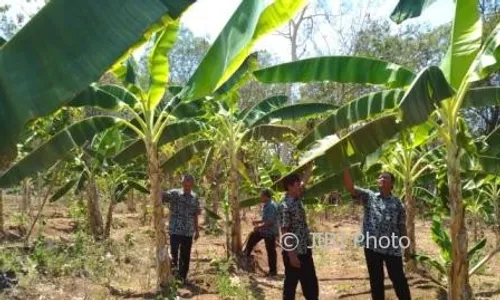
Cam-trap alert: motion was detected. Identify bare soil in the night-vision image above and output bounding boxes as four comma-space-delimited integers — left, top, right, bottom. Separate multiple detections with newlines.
1, 195, 499, 299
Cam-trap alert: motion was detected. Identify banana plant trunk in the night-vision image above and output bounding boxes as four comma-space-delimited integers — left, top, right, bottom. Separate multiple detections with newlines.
229, 147, 241, 254
447, 142, 472, 299
0, 189, 4, 234
127, 189, 136, 213
145, 141, 170, 287
403, 180, 417, 271
104, 193, 116, 239
86, 176, 104, 241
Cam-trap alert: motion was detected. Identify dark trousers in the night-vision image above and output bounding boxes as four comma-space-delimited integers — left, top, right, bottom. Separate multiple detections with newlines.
170, 234, 193, 280
282, 250, 319, 300
244, 231, 277, 274
364, 248, 411, 300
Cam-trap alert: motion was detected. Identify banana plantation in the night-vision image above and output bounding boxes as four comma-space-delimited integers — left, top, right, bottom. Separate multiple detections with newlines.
0, 0, 500, 299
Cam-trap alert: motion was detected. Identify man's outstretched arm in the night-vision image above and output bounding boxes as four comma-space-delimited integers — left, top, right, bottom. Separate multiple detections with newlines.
343, 167, 356, 197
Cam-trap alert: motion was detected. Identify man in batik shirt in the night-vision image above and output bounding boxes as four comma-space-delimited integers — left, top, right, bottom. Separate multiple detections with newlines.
343, 168, 411, 300
162, 174, 201, 284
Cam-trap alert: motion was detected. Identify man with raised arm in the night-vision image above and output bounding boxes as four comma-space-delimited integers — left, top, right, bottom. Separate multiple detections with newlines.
280, 173, 318, 300
162, 174, 201, 285
343, 168, 411, 300
243, 188, 278, 277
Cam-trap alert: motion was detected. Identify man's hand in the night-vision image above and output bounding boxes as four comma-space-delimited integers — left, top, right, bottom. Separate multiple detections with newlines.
194, 230, 200, 241
252, 220, 260, 226
288, 252, 301, 268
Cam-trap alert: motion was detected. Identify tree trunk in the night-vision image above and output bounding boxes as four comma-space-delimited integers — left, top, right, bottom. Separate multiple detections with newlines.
104, 196, 115, 239
126, 189, 136, 213
447, 143, 472, 299
86, 177, 104, 241
146, 142, 170, 287
404, 180, 417, 272
0, 189, 4, 235
229, 149, 241, 254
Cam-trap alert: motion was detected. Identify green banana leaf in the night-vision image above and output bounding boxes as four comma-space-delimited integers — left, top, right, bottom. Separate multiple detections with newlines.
240, 196, 261, 208
127, 180, 149, 195
303, 165, 363, 199
204, 207, 222, 220
297, 90, 405, 150
0, 117, 117, 188
49, 179, 78, 202
253, 56, 416, 88
390, 0, 436, 24
214, 53, 259, 96
242, 95, 289, 126
251, 103, 336, 127
74, 171, 88, 195
463, 87, 500, 108
440, 0, 482, 90
242, 125, 297, 142
215, 0, 307, 88
468, 23, 500, 83
114, 120, 203, 163
161, 139, 212, 173
0, 0, 195, 166
182, 0, 267, 100
398, 66, 454, 127
148, 21, 180, 110
414, 254, 447, 275
468, 238, 487, 260
67, 84, 138, 110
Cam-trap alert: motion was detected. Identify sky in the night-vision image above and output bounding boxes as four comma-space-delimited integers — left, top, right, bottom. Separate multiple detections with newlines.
1, 0, 455, 61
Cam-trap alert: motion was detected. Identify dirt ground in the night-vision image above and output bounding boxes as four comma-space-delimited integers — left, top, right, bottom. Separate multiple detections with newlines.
1, 195, 499, 300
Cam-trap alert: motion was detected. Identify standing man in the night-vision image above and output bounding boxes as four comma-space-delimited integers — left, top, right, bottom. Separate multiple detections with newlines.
280, 173, 318, 300
243, 189, 278, 277
162, 174, 201, 285
343, 168, 411, 300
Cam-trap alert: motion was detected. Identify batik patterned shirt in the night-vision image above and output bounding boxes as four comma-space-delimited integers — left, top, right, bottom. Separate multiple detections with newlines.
280, 196, 311, 255
162, 189, 200, 237
260, 200, 279, 237
355, 187, 407, 256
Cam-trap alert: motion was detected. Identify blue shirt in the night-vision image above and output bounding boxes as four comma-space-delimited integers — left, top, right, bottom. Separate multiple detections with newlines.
260, 200, 279, 236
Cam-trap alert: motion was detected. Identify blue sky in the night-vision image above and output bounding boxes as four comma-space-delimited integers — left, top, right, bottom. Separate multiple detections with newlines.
2, 0, 454, 60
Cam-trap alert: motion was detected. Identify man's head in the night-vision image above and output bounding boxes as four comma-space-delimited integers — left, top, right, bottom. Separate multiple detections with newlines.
260, 189, 273, 203
182, 174, 195, 192
377, 171, 395, 192
283, 173, 302, 198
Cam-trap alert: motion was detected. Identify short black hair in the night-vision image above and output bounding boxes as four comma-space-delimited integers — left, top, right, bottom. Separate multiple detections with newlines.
260, 188, 273, 198
380, 171, 396, 184
282, 173, 301, 191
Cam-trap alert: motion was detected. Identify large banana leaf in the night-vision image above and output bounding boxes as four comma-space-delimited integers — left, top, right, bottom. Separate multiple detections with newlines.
0, 0, 195, 166
251, 103, 336, 127
440, 0, 482, 89
214, 54, 259, 97
253, 56, 416, 88
50, 179, 77, 202
468, 23, 500, 83
67, 84, 138, 110
0, 117, 117, 188
398, 66, 454, 127
390, 0, 436, 24
215, 0, 307, 88
463, 87, 500, 108
241, 95, 289, 126
242, 125, 296, 142
114, 120, 203, 163
303, 165, 363, 199
240, 196, 261, 208
298, 90, 405, 150
161, 139, 211, 173
148, 21, 180, 110
182, 0, 266, 100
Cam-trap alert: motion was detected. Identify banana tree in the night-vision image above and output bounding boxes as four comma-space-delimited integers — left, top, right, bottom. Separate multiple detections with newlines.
1, 0, 309, 287
0, 0, 196, 170
253, 0, 500, 297
203, 94, 335, 254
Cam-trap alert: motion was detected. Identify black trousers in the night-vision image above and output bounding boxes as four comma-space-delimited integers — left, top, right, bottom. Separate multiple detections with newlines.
244, 231, 277, 274
282, 249, 319, 300
364, 248, 411, 300
170, 234, 193, 280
